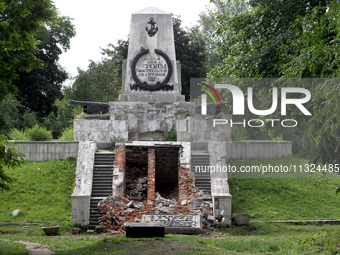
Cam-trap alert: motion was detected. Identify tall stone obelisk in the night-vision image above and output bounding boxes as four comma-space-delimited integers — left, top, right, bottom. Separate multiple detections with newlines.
119, 7, 184, 102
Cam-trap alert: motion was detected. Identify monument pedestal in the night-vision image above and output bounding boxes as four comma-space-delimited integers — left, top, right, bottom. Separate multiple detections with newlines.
109, 101, 195, 141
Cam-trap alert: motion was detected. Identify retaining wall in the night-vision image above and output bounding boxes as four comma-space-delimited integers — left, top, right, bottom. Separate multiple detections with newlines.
226, 141, 292, 159
11, 141, 79, 161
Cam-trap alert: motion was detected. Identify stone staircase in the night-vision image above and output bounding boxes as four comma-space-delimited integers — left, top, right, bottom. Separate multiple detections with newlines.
191, 152, 211, 195
89, 151, 115, 229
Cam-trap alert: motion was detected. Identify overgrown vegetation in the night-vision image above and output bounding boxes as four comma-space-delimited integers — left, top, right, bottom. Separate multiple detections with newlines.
165, 128, 177, 141
228, 157, 340, 220
58, 127, 74, 141
0, 159, 76, 225
26, 125, 53, 141
106, 135, 126, 151
1, 224, 340, 254
207, 0, 340, 164
9, 125, 53, 141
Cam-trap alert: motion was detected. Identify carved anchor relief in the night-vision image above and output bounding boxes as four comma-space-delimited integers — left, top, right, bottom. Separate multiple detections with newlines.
145, 17, 158, 37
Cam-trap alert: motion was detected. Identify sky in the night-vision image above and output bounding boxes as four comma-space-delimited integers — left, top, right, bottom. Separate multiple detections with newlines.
53, 0, 211, 85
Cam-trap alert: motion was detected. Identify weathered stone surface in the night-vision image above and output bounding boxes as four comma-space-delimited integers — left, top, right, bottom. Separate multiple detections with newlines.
208, 141, 232, 226
122, 7, 181, 98
176, 115, 232, 150
73, 119, 128, 143
71, 141, 96, 226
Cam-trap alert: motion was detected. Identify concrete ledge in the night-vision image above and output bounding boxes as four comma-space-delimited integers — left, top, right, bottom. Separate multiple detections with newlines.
226, 141, 292, 159
11, 141, 79, 161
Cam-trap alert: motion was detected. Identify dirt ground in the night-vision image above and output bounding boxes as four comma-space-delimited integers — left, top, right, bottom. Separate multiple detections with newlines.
105, 239, 232, 255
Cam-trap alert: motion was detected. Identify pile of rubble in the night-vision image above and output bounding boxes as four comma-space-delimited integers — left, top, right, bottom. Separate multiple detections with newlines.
125, 166, 148, 201
95, 167, 214, 235
126, 175, 148, 201
96, 191, 213, 235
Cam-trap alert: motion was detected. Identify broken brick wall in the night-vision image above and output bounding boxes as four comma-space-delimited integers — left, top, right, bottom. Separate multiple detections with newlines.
112, 144, 126, 197
98, 143, 202, 235
113, 144, 197, 205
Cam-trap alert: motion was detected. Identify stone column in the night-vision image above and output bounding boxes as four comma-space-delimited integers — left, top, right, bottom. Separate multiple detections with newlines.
147, 148, 156, 207
112, 143, 125, 197
208, 141, 232, 226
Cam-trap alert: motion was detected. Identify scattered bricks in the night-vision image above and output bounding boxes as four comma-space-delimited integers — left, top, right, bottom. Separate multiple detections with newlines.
95, 225, 107, 234
96, 144, 211, 235
72, 228, 82, 235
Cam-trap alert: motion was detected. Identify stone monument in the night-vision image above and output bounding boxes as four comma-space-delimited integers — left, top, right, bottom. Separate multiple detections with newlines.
72, 7, 233, 227
119, 7, 183, 102
74, 7, 194, 143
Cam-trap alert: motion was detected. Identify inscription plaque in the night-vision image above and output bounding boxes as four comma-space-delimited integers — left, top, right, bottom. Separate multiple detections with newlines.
130, 49, 174, 91
136, 56, 168, 83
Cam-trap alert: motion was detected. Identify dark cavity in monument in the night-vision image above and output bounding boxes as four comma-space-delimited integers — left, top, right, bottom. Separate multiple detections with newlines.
125, 147, 148, 201
155, 147, 179, 199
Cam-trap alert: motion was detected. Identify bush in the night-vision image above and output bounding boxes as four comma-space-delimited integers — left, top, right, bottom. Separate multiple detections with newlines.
106, 136, 126, 151
9, 129, 28, 141
26, 124, 53, 141
59, 127, 74, 141
166, 128, 177, 141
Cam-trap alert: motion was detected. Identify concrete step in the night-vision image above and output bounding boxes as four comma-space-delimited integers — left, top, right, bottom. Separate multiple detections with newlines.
193, 173, 211, 176
90, 152, 115, 229
93, 171, 113, 175
92, 182, 112, 185
191, 153, 211, 194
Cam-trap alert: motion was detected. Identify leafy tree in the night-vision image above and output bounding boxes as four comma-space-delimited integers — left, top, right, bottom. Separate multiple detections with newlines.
199, 0, 250, 70
43, 98, 82, 139
278, 1, 340, 163
0, 0, 56, 102
0, 95, 38, 136
210, 0, 339, 163
0, 136, 24, 191
67, 40, 128, 102
211, 0, 332, 78
0, 95, 21, 134
173, 17, 208, 100
0, 0, 57, 191
14, 16, 76, 118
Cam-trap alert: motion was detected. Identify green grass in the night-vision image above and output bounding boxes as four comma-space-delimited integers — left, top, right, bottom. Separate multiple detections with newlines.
0, 158, 76, 225
228, 157, 340, 221
1, 156, 340, 254
0, 239, 29, 255
1, 224, 340, 254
